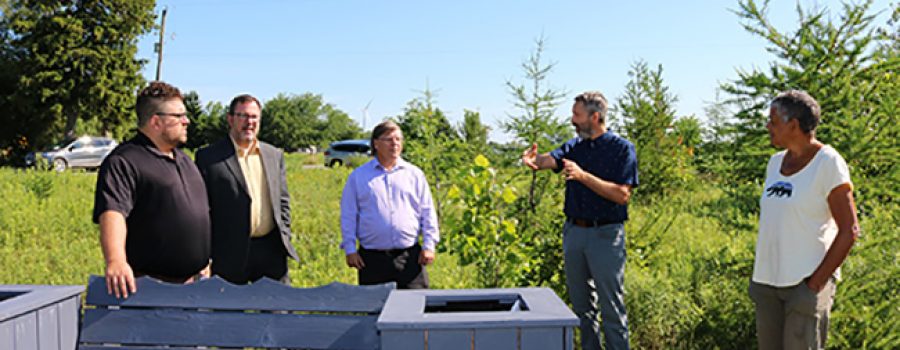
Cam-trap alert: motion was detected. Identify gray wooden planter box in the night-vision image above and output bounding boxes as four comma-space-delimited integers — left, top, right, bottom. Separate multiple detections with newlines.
0, 285, 83, 350
377, 287, 578, 350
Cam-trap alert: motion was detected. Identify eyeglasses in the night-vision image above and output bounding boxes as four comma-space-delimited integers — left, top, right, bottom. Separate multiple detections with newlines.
156, 112, 188, 120
233, 112, 260, 120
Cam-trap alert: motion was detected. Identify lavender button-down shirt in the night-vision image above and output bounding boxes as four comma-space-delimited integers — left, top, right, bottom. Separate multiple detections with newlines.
340, 158, 440, 254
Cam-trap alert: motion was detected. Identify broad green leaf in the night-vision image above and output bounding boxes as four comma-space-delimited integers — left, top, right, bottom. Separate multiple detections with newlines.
501, 187, 517, 204
474, 154, 490, 167
502, 219, 516, 234
447, 185, 461, 199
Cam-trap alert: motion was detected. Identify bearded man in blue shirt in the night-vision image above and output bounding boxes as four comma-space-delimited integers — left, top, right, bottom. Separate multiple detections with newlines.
522, 91, 639, 350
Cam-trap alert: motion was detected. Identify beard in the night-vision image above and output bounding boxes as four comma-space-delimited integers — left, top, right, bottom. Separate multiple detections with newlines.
574, 122, 593, 139
162, 130, 187, 147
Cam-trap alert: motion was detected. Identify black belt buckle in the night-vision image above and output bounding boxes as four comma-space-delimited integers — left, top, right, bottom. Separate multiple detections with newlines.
362, 245, 415, 255
568, 217, 612, 228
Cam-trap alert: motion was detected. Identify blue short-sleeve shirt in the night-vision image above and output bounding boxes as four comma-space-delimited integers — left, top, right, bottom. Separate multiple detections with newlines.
549, 131, 639, 223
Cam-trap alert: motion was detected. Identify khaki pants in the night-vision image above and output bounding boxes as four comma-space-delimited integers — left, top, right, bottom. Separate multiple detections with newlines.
748, 278, 836, 350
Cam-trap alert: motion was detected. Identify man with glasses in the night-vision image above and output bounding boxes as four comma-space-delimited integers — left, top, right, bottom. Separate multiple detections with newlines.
340, 120, 439, 289
522, 91, 638, 350
195, 94, 299, 284
93, 81, 211, 298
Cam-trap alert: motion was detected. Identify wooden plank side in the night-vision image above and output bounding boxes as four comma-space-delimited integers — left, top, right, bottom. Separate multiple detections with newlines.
0, 285, 83, 322
0, 318, 14, 350
37, 303, 60, 350
520, 327, 563, 350
84, 275, 394, 313
380, 330, 425, 350
428, 329, 472, 350
14, 312, 38, 350
58, 296, 80, 350
474, 328, 517, 350
79, 308, 380, 349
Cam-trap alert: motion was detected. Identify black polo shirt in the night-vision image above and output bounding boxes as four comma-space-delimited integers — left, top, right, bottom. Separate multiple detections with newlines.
93, 132, 210, 278
549, 131, 639, 224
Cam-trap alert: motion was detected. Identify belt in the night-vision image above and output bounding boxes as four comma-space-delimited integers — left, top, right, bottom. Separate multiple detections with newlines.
359, 244, 418, 255
567, 217, 620, 228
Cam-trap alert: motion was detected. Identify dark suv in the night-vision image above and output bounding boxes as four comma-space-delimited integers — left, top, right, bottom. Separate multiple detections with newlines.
324, 140, 371, 167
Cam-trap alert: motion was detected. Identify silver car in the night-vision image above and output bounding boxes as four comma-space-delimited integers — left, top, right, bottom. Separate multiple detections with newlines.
324, 139, 371, 167
26, 136, 118, 171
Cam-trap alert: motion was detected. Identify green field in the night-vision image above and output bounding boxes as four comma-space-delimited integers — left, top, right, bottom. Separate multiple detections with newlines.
0, 154, 475, 289
0, 153, 896, 349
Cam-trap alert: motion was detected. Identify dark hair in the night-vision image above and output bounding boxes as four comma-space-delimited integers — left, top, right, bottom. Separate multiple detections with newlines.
771, 90, 821, 133
574, 91, 609, 125
228, 94, 262, 115
135, 81, 183, 127
369, 120, 401, 155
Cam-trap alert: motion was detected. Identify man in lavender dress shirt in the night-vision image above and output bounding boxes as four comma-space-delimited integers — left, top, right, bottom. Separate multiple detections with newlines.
339, 120, 440, 289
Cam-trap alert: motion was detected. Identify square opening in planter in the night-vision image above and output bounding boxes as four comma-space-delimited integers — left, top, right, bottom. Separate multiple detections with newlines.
0, 291, 27, 303
424, 294, 528, 313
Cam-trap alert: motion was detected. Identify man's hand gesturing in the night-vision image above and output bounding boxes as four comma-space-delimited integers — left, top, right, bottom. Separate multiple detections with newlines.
522, 143, 540, 170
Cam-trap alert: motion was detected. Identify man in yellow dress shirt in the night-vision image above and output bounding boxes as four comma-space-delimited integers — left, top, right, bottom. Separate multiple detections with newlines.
196, 94, 300, 284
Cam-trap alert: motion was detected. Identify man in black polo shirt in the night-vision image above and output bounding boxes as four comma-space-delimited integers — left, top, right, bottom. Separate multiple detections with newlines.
93, 81, 211, 298
522, 91, 638, 350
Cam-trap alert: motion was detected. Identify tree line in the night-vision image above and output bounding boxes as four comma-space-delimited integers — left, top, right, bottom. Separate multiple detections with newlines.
0, 0, 365, 161
1, 0, 894, 213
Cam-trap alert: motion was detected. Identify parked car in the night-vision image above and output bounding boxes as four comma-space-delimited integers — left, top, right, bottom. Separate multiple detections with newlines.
25, 136, 118, 171
324, 139, 371, 167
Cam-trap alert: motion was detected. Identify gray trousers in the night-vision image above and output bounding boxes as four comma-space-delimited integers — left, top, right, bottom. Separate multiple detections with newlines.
563, 221, 630, 350
748, 278, 836, 350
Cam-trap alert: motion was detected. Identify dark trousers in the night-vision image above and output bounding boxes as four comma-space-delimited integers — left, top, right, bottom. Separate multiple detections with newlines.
242, 231, 289, 284
358, 244, 428, 289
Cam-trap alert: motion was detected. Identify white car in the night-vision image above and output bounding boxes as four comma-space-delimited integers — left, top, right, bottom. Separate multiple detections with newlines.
26, 136, 118, 171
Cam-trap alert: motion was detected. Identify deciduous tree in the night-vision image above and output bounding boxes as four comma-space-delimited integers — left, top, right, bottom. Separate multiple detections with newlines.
259, 93, 360, 151
1, 0, 155, 160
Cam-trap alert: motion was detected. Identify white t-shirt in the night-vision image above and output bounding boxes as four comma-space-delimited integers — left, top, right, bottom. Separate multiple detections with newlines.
752, 145, 852, 287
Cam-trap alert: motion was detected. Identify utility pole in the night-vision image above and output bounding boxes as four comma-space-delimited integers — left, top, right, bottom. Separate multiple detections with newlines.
154, 8, 167, 81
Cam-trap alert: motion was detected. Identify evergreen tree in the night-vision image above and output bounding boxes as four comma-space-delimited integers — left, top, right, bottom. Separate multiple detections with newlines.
459, 109, 490, 153
718, 0, 899, 207
616, 60, 695, 200
184, 96, 227, 151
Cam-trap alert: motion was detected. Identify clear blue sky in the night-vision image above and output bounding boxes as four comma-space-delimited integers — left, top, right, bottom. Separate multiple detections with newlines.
137, 0, 892, 142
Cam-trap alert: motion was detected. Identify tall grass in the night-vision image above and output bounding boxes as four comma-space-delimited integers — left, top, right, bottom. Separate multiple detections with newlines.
0, 154, 475, 288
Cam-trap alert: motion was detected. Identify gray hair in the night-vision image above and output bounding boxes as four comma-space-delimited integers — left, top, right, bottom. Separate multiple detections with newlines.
771, 90, 821, 133
575, 91, 609, 124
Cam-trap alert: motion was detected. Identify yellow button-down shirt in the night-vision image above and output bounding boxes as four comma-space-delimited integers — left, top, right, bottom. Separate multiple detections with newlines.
231, 137, 275, 238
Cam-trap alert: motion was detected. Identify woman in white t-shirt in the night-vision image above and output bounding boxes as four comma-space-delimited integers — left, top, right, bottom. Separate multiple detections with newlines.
749, 90, 860, 350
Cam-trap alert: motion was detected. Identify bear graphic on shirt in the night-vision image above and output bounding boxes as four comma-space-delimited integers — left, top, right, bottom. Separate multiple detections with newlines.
765, 181, 793, 198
